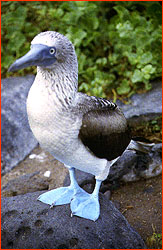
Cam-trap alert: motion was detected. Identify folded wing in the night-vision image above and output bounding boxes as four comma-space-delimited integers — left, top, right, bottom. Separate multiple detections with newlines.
79, 99, 131, 161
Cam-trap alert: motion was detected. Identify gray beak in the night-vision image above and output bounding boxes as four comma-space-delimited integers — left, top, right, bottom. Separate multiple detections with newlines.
8, 44, 56, 72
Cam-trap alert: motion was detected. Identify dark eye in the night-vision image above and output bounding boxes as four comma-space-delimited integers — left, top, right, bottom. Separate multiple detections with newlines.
49, 48, 56, 55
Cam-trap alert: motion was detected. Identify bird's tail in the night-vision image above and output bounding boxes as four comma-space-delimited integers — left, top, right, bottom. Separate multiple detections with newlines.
127, 138, 155, 153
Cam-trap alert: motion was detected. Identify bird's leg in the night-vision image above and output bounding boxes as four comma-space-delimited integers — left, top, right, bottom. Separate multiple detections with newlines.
37, 166, 82, 207
68, 167, 80, 190
70, 179, 102, 221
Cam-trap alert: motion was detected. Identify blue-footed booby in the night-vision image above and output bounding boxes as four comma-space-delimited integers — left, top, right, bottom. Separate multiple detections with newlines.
9, 31, 131, 221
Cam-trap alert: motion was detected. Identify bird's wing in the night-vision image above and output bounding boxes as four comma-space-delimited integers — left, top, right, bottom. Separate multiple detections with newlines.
78, 96, 131, 161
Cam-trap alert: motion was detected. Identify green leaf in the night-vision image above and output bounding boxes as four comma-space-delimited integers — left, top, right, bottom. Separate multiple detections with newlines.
140, 52, 153, 65
131, 69, 143, 83
96, 57, 107, 66
144, 81, 152, 90
141, 64, 155, 74
127, 53, 138, 65
144, 73, 150, 80
78, 53, 86, 72
114, 6, 130, 20
117, 80, 131, 95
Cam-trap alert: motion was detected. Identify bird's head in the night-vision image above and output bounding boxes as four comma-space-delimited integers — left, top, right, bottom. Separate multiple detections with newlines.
8, 31, 77, 72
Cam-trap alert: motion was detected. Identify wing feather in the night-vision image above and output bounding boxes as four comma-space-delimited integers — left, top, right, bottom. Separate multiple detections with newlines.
79, 104, 131, 161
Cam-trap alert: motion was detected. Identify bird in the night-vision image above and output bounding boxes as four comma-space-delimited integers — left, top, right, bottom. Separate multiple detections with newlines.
8, 31, 131, 221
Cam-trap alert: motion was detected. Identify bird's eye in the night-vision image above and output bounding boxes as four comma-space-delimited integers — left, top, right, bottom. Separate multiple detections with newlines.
49, 48, 56, 55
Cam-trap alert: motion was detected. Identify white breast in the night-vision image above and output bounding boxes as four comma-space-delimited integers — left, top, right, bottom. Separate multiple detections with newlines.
27, 78, 78, 154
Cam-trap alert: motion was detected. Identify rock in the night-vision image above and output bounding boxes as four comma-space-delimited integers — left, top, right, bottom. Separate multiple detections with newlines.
1, 171, 49, 197
1, 191, 146, 249
1, 146, 69, 198
103, 190, 111, 200
106, 143, 162, 183
108, 150, 138, 181
120, 143, 162, 182
117, 81, 162, 125
1, 75, 37, 175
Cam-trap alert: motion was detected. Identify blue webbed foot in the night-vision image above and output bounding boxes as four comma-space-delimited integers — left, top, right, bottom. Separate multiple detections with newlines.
70, 179, 102, 221
70, 192, 100, 221
38, 167, 102, 221
37, 186, 74, 206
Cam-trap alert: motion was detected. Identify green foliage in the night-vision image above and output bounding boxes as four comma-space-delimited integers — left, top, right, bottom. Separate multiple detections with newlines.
2, 1, 162, 98
147, 232, 162, 249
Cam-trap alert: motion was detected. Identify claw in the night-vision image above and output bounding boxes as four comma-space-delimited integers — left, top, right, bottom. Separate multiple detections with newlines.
50, 202, 55, 209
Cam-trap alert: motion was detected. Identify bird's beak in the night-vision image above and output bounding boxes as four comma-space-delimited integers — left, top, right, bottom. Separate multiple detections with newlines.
8, 44, 56, 72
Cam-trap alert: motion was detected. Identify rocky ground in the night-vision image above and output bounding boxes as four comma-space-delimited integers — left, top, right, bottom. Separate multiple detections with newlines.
111, 174, 162, 249
2, 190, 146, 249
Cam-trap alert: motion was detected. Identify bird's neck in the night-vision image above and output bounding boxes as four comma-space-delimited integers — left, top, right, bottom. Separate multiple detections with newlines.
36, 63, 78, 108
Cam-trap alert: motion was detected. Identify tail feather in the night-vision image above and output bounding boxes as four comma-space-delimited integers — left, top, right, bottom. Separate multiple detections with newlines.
127, 139, 155, 153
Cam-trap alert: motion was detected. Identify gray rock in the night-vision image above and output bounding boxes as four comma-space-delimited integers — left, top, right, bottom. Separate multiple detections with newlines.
2, 171, 49, 197
108, 144, 162, 182
121, 143, 162, 182
108, 150, 138, 181
1, 75, 37, 175
1, 191, 146, 249
117, 81, 162, 125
